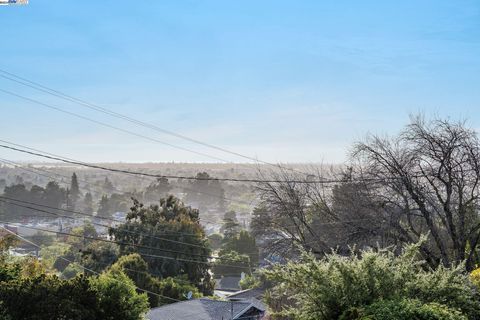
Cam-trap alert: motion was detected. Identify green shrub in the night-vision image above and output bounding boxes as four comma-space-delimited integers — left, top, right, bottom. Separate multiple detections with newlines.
239, 274, 261, 290
264, 239, 480, 320
340, 299, 467, 320
90, 267, 149, 320
61, 263, 83, 279
109, 253, 201, 307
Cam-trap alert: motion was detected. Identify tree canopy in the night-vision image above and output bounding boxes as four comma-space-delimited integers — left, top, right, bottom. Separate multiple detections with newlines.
110, 195, 214, 295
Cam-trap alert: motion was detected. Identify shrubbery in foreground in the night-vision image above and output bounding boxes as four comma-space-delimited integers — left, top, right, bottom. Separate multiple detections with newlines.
0, 260, 149, 320
264, 240, 480, 320
340, 299, 467, 320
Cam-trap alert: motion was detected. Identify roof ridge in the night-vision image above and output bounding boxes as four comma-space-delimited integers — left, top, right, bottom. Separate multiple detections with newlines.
199, 298, 250, 305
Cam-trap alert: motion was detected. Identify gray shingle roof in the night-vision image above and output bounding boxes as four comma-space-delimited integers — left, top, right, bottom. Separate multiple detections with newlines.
228, 288, 265, 301
146, 298, 265, 320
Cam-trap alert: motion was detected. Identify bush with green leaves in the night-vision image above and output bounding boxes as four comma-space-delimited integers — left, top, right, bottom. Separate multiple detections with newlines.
148, 275, 202, 306
264, 239, 480, 320
109, 253, 201, 307
0, 274, 100, 319
213, 250, 251, 277
239, 274, 261, 290
61, 263, 84, 279
90, 267, 149, 320
340, 299, 467, 320
0, 255, 149, 320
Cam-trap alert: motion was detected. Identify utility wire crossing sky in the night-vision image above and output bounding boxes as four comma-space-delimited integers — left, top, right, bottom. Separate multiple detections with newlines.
1, 1, 479, 163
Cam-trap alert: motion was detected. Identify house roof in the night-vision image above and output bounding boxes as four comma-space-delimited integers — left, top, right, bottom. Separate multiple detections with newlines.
146, 298, 266, 320
228, 288, 265, 301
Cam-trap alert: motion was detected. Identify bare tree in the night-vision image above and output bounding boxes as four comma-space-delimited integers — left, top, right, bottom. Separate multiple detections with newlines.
352, 115, 480, 269
251, 166, 390, 258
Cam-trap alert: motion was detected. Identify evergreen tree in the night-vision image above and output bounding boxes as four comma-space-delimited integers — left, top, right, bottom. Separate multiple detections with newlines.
144, 178, 171, 202
83, 192, 94, 215
97, 195, 111, 218
102, 177, 114, 194
220, 211, 240, 240
44, 181, 66, 209
70, 173, 81, 207
223, 230, 259, 267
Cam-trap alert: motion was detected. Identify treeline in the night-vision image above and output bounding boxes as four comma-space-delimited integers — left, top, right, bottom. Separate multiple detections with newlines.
0, 171, 239, 221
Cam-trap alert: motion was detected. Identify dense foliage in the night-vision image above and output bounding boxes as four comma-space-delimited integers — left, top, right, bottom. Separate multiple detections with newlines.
1, 181, 66, 220
110, 253, 201, 307
89, 267, 149, 320
110, 195, 214, 295
222, 229, 259, 267
340, 299, 467, 320
264, 239, 480, 320
0, 259, 148, 320
213, 250, 251, 277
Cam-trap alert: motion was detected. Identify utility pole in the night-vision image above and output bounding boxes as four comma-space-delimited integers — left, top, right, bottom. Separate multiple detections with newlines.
231, 300, 234, 320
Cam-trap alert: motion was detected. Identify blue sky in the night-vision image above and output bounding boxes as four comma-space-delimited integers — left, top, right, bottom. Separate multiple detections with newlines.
1, 0, 479, 163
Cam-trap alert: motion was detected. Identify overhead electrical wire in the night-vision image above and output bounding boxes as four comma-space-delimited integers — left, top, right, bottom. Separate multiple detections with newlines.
0, 142, 385, 184
0, 196, 260, 258
0, 88, 230, 163
0, 195, 202, 238
0, 195, 386, 252
1, 156, 338, 238
0, 155, 256, 225
0, 69, 312, 177
0, 199, 208, 250
0, 158, 352, 235
0, 220, 249, 269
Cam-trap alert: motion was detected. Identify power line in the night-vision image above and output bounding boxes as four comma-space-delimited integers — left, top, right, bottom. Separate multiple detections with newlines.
0, 69, 310, 176
1, 225, 226, 320
0, 198, 214, 255
0, 143, 378, 184
1, 195, 382, 258
0, 157, 217, 234
0, 220, 251, 269
0, 156, 256, 218
89, 259, 200, 287
0, 195, 203, 237
0, 146, 412, 235
0, 199, 208, 250
2, 225, 217, 320
0, 142, 398, 231
0, 198, 258, 260
0, 88, 230, 163
0, 158, 72, 187
0, 150, 368, 230
0, 155, 254, 225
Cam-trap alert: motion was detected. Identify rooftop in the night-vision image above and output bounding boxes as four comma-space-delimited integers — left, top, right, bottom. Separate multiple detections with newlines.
146, 297, 265, 320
